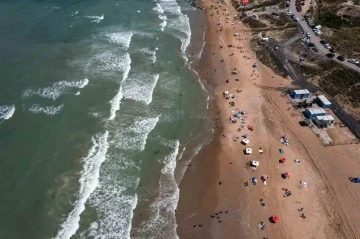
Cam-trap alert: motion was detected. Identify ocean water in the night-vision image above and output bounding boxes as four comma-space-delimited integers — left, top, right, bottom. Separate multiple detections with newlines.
0, 0, 212, 238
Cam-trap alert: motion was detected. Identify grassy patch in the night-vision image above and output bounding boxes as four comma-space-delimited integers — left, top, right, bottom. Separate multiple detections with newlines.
251, 39, 289, 77
244, 0, 283, 11
264, 12, 294, 27
242, 17, 268, 28
315, 3, 360, 28
326, 28, 360, 56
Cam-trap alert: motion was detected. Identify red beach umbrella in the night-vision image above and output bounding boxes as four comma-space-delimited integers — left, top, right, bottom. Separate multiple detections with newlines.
281, 157, 286, 163
272, 215, 280, 223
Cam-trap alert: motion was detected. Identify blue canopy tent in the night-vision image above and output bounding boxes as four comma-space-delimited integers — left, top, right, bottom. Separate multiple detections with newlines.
279, 149, 284, 154
353, 177, 360, 183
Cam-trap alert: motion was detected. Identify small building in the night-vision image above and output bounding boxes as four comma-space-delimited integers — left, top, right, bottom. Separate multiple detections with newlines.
304, 107, 326, 119
317, 95, 332, 108
291, 89, 310, 99
314, 115, 335, 127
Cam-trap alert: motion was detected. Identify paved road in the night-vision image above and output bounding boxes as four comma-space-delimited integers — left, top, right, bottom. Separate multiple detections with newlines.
288, 0, 360, 73
264, 38, 360, 139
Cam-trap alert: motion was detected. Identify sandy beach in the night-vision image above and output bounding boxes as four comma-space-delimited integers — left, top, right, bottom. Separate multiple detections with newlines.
176, 0, 360, 238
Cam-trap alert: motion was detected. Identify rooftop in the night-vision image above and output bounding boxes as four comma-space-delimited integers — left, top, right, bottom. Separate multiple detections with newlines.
316, 115, 335, 121
306, 107, 326, 115
317, 95, 332, 105
294, 89, 310, 95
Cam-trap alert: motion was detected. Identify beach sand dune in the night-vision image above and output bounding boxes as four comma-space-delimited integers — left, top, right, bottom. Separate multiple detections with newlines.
176, 0, 360, 238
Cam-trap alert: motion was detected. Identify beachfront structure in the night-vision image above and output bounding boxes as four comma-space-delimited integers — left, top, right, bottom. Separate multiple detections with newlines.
291, 89, 310, 99
317, 95, 332, 108
314, 115, 335, 127
304, 107, 326, 119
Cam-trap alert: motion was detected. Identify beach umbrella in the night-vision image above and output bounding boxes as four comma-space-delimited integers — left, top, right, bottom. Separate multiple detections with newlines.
285, 172, 290, 178
272, 215, 280, 223
261, 175, 268, 181
280, 157, 286, 163
279, 149, 284, 154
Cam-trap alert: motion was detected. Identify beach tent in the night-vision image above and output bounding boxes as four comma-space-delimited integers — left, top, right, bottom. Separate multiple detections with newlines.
251, 160, 259, 167
280, 157, 286, 163
279, 149, 284, 154
353, 178, 360, 183
248, 125, 254, 131
272, 215, 280, 223
259, 147, 263, 154
242, 0, 249, 5
245, 148, 252, 154
300, 181, 308, 188
242, 139, 250, 145
251, 177, 258, 184
261, 175, 268, 181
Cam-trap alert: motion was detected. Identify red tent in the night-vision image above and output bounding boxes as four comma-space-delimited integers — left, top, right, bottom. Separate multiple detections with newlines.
272, 215, 280, 223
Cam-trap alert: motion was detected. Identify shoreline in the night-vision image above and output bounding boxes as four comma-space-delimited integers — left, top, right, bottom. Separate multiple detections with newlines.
176, 0, 360, 238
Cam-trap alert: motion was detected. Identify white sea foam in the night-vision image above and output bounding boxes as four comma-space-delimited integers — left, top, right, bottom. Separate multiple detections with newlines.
28, 104, 64, 115
95, 52, 131, 72
123, 73, 159, 105
153, 3, 164, 14
159, 0, 182, 15
159, 15, 167, 31
115, 115, 160, 151
23, 78, 89, 100
54, 132, 109, 239
106, 31, 133, 48
79, 150, 139, 239
109, 54, 131, 120
138, 48, 157, 64
0, 105, 15, 121
164, 1, 191, 62
138, 140, 180, 238
85, 15, 104, 23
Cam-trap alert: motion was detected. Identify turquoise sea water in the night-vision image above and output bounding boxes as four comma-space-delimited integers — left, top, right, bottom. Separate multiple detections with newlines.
0, 0, 212, 238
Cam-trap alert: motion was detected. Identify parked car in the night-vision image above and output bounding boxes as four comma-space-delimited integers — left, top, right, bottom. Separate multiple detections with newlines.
320, 40, 328, 45
286, 11, 292, 16
337, 55, 345, 61
306, 32, 311, 37
324, 44, 331, 49
326, 53, 335, 58
356, 63, 360, 67
307, 43, 315, 47
294, 18, 300, 22
312, 47, 319, 52
349, 59, 360, 64
329, 48, 336, 53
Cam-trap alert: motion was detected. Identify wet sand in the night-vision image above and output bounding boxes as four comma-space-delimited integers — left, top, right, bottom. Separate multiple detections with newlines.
176, 0, 360, 238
